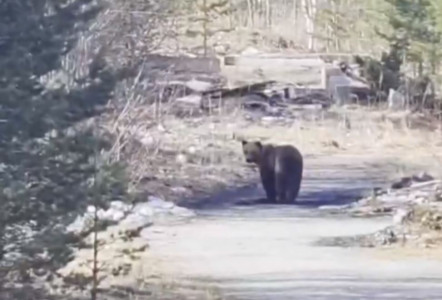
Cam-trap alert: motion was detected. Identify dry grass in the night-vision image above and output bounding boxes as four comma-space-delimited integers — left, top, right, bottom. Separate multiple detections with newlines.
102, 98, 442, 205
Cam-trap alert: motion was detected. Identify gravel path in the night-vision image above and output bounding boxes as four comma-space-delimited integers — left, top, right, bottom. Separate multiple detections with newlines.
142, 154, 442, 299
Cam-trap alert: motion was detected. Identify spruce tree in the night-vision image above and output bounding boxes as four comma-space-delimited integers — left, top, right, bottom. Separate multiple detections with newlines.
383, 0, 441, 75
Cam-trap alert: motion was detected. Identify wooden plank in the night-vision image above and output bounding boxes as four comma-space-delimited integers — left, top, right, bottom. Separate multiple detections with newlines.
144, 54, 221, 74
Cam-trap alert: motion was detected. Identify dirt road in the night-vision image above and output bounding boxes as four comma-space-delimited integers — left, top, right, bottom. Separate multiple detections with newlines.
142, 154, 442, 299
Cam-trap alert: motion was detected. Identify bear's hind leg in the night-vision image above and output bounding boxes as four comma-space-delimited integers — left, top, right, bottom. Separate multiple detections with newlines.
286, 170, 302, 203
275, 171, 288, 203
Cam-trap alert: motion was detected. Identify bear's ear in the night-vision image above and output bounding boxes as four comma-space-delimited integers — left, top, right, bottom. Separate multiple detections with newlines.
241, 140, 247, 146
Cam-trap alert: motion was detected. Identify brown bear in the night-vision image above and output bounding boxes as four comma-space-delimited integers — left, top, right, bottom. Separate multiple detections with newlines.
241, 140, 303, 204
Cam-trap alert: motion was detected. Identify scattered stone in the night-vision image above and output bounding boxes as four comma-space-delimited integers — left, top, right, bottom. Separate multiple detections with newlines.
187, 146, 197, 154
170, 186, 191, 196
241, 46, 260, 55
59, 196, 195, 287
185, 78, 213, 92
66, 196, 194, 238
66, 214, 94, 236
261, 116, 280, 124
147, 196, 175, 210
391, 172, 435, 189
322, 140, 340, 148
132, 202, 156, 217
67, 201, 133, 236
175, 94, 202, 106
316, 225, 402, 248
393, 207, 412, 225
175, 153, 188, 164
387, 88, 405, 110
335, 172, 442, 248
391, 177, 413, 190
372, 187, 386, 196
170, 206, 196, 218
112, 262, 133, 277
373, 227, 398, 246
119, 212, 152, 233
101, 201, 132, 222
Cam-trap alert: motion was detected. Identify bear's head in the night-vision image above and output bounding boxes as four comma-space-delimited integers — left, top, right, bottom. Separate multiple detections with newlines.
241, 140, 263, 164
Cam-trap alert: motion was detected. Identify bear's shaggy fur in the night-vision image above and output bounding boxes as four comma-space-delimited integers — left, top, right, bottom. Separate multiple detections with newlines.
242, 140, 303, 203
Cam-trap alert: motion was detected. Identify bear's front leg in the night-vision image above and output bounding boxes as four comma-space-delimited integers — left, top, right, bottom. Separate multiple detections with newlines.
260, 169, 276, 202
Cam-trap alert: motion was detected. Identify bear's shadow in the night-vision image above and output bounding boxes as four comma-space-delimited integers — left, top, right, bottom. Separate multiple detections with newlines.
234, 198, 293, 206
233, 187, 365, 208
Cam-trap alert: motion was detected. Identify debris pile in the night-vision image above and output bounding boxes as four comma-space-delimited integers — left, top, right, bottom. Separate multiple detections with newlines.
56, 196, 196, 290
318, 173, 442, 248
67, 196, 195, 238
348, 172, 440, 218
172, 79, 333, 117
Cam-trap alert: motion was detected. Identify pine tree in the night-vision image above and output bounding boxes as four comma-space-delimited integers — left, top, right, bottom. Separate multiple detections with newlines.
185, 0, 230, 56
382, 0, 442, 75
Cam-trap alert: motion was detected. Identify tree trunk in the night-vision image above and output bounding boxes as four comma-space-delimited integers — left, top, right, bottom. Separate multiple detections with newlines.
246, 0, 254, 27
301, 0, 317, 51
203, 0, 208, 57
265, 0, 271, 28
228, 0, 233, 30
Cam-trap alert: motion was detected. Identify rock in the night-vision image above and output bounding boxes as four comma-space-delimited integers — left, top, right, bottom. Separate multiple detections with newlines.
415, 197, 428, 205
119, 213, 152, 232
374, 227, 397, 245
187, 146, 197, 154
391, 173, 435, 189
67, 202, 133, 236
323, 140, 340, 148
372, 187, 386, 196
66, 195, 193, 243
241, 46, 260, 55
111, 263, 132, 276
261, 116, 279, 124
1, 251, 23, 267
117, 203, 154, 233
157, 123, 166, 132
393, 208, 411, 224
175, 153, 188, 164
387, 88, 405, 110
412, 172, 434, 183
66, 214, 94, 236
213, 43, 230, 55
224, 56, 237, 66
175, 94, 202, 106
185, 79, 213, 92
110, 201, 132, 212
139, 135, 155, 146
147, 196, 175, 210
171, 206, 196, 218
391, 177, 413, 189
99, 201, 132, 223
328, 76, 352, 105
86, 205, 96, 214
132, 202, 155, 218
101, 209, 125, 222
433, 187, 442, 202
171, 186, 191, 196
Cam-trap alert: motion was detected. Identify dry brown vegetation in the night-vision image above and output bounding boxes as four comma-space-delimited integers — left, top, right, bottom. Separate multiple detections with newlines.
102, 100, 442, 204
